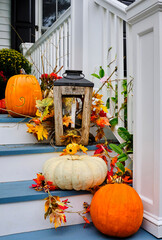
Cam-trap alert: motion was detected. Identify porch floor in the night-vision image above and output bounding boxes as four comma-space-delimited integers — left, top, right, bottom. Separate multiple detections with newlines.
0, 222, 157, 240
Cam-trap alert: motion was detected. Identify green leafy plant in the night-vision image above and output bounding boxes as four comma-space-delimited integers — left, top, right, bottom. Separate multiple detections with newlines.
108, 127, 133, 172
0, 48, 31, 80
117, 127, 133, 153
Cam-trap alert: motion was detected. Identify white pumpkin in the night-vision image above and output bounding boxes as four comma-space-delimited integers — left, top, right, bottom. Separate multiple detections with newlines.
42, 155, 107, 190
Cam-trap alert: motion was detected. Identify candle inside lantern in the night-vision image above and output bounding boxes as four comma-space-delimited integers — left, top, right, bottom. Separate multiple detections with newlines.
71, 98, 76, 128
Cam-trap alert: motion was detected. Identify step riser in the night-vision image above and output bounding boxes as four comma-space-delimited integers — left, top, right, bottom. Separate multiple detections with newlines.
0, 117, 117, 145
0, 123, 39, 144
0, 152, 62, 183
1, 151, 94, 183
0, 194, 92, 237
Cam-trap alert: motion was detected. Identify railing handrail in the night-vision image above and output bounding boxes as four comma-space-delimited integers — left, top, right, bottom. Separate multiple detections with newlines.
26, 7, 71, 56
95, 0, 127, 20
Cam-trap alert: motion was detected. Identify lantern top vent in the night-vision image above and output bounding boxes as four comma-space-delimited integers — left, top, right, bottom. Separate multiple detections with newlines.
54, 70, 94, 87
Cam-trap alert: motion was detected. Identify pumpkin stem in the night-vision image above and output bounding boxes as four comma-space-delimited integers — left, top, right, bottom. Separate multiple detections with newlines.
20, 68, 26, 74
108, 176, 123, 184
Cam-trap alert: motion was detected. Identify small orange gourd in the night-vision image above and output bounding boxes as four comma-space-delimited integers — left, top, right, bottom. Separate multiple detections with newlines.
90, 183, 143, 238
5, 74, 42, 117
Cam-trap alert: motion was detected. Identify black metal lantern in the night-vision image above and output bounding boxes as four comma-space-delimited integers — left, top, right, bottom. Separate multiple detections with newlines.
53, 70, 94, 145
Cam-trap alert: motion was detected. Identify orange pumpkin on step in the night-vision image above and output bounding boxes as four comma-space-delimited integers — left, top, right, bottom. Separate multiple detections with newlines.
90, 183, 143, 238
5, 74, 42, 117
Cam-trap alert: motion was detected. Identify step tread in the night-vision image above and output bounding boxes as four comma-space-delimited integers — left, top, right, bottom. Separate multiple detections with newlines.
0, 223, 157, 240
0, 114, 30, 123
0, 143, 97, 156
0, 180, 90, 204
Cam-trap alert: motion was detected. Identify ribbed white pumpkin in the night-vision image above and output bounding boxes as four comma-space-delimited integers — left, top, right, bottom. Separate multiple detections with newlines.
42, 155, 107, 190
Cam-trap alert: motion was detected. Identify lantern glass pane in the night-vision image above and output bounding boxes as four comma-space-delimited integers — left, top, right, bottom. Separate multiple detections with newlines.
62, 97, 83, 129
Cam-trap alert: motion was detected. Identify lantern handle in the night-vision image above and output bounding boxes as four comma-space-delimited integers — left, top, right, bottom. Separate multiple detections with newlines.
63, 72, 85, 80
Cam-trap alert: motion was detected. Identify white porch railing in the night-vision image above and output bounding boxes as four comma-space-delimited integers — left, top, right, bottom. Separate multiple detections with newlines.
94, 0, 133, 139
24, 8, 71, 80
22, 0, 133, 140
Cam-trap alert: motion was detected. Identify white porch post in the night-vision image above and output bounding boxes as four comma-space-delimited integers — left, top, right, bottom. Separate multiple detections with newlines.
71, 0, 84, 70
127, 0, 162, 238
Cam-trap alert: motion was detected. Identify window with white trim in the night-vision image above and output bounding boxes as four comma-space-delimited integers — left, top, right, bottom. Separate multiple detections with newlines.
42, 0, 71, 33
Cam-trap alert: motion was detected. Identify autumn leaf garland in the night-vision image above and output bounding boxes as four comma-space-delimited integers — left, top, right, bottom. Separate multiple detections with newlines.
30, 173, 91, 229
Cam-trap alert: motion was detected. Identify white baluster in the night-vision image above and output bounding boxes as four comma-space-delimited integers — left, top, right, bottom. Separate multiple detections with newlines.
109, 12, 117, 118
60, 25, 64, 76
64, 20, 68, 72
126, 23, 133, 133
68, 17, 71, 69
116, 16, 124, 127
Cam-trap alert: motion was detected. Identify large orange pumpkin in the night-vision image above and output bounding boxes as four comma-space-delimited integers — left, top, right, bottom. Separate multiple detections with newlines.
5, 74, 42, 117
90, 183, 143, 238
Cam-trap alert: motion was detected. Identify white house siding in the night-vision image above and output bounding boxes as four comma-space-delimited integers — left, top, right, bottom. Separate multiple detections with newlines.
0, 0, 11, 49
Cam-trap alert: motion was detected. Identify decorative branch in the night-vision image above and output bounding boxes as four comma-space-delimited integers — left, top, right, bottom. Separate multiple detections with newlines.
95, 66, 117, 95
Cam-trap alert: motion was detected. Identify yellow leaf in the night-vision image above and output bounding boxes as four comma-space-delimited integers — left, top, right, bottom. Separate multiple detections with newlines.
79, 145, 88, 154
35, 125, 48, 140
77, 112, 82, 120
63, 98, 73, 111
49, 214, 54, 224
42, 110, 54, 121
63, 115, 73, 127
100, 105, 108, 113
36, 109, 42, 117
26, 123, 36, 133
92, 91, 103, 100
54, 216, 61, 229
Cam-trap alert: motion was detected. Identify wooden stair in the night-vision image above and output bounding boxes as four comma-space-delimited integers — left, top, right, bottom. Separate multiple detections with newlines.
0, 114, 157, 239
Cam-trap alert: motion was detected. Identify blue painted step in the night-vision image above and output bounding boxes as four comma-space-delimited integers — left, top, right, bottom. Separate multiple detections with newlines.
0, 143, 97, 156
0, 222, 157, 240
0, 180, 90, 204
0, 180, 92, 236
0, 114, 30, 123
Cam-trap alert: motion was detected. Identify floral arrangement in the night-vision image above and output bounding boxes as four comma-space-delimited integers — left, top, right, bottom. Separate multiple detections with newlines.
40, 72, 62, 91
26, 65, 133, 167
26, 89, 111, 144
30, 142, 132, 229
24, 62, 133, 229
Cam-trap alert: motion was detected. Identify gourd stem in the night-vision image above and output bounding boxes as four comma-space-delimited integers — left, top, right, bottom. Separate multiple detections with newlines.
20, 68, 26, 74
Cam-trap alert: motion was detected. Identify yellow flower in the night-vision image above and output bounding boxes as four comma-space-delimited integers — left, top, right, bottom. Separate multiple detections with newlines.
65, 143, 79, 155
61, 143, 88, 155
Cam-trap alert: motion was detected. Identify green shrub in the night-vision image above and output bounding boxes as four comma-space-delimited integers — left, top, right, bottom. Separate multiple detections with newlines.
0, 48, 32, 80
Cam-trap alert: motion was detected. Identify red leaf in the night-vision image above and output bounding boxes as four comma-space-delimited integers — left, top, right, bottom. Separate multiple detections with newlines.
99, 110, 107, 117
107, 168, 114, 181
58, 205, 69, 210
